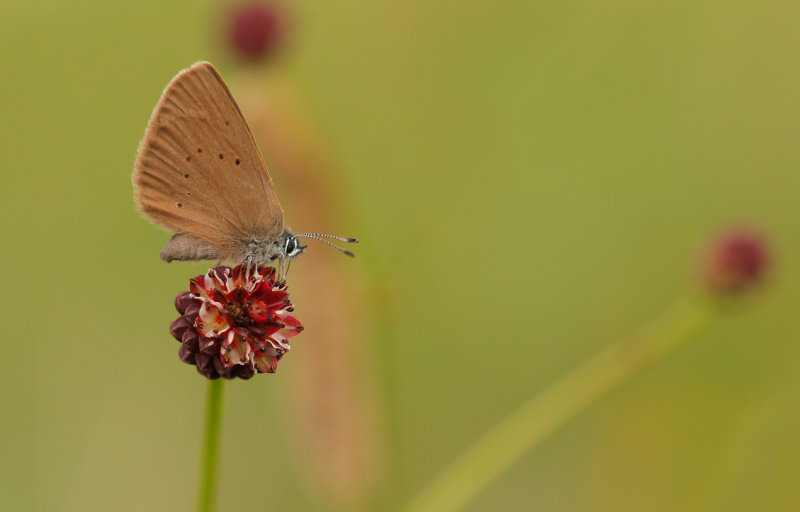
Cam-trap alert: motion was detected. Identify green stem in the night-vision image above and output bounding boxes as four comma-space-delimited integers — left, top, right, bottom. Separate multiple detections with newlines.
402, 289, 718, 512
198, 378, 224, 512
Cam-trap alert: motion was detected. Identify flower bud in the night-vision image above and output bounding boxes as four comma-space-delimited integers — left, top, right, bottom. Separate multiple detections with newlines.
226, 3, 285, 62
705, 228, 769, 293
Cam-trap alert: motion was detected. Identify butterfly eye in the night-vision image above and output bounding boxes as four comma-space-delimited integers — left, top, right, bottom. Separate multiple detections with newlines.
285, 237, 303, 258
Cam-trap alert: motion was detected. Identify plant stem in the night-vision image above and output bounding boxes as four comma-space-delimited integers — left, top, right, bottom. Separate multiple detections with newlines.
403, 289, 718, 512
198, 378, 224, 512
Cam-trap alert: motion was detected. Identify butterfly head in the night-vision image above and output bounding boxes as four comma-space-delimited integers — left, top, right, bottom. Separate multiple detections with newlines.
282, 230, 307, 260
281, 230, 359, 260
273, 230, 358, 280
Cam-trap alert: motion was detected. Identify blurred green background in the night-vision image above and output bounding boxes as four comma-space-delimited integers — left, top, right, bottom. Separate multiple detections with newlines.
2, 1, 799, 511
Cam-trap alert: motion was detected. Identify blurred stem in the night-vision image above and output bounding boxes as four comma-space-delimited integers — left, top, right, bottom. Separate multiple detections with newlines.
403, 289, 718, 512
362, 278, 406, 512
198, 379, 224, 512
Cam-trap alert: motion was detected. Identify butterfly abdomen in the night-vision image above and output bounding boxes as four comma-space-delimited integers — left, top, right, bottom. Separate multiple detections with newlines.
160, 234, 222, 262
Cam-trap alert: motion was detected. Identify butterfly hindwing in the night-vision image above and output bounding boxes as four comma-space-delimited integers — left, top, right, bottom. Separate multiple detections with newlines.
133, 61, 284, 258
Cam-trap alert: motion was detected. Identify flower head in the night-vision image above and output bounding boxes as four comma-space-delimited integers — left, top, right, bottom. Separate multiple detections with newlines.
170, 264, 303, 379
225, 3, 285, 62
704, 228, 770, 294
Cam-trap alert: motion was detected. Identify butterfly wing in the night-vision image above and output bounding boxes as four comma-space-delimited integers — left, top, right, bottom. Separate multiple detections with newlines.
133, 61, 284, 258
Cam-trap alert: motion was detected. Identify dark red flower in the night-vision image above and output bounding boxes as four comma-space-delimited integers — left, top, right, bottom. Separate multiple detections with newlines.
170, 264, 303, 379
226, 3, 285, 62
704, 228, 770, 293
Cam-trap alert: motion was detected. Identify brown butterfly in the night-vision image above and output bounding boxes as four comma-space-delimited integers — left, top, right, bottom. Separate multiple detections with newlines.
133, 62, 356, 272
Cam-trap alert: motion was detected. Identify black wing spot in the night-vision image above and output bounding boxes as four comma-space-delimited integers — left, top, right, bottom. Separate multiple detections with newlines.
186, 156, 191, 162
197, 148, 203, 153
218, 153, 224, 159
177, 202, 183, 208
184, 173, 190, 178
235, 158, 241, 165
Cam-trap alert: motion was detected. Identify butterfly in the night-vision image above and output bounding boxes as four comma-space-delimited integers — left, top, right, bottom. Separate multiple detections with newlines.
133, 61, 356, 274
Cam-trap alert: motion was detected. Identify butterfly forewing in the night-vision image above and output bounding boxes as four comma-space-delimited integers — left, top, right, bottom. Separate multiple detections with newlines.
133, 61, 284, 257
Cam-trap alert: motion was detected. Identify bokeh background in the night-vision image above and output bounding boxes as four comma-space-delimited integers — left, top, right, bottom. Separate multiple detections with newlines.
1, 1, 799, 511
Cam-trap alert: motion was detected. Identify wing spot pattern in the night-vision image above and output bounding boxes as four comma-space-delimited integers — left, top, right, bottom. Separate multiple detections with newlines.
218, 153, 224, 159
133, 62, 285, 250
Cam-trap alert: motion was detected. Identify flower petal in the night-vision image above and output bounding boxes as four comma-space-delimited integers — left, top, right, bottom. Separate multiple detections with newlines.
189, 275, 215, 300
246, 324, 281, 340
196, 303, 231, 337
221, 330, 251, 367
226, 286, 248, 304
254, 352, 278, 373
258, 266, 277, 281
264, 333, 291, 352
252, 281, 288, 307
276, 315, 303, 339
247, 283, 288, 322
230, 264, 255, 290
191, 273, 227, 303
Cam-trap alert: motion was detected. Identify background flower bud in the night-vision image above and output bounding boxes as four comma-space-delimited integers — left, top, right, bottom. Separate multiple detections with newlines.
225, 2, 285, 62
704, 228, 770, 293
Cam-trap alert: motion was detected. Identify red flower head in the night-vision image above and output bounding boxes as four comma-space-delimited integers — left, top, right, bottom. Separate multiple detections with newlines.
225, 3, 285, 62
704, 228, 770, 294
170, 264, 303, 379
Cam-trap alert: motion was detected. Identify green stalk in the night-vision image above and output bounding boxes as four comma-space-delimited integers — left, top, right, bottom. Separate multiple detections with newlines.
198, 378, 224, 512
403, 289, 718, 512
